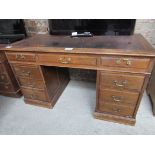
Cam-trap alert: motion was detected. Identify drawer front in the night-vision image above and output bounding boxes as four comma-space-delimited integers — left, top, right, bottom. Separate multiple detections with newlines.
37, 54, 97, 67
22, 88, 48, 102
0, 53, 6, 62
100, 72, 145, 92
100, 56, 150, 69
13, 65, 43, 80
98, 103, 134, 117
0, 83, 13, 92
18, 77, 44, 89
99, 89, 139, 106
0, 74, 9, 83
6, 52, 36, 62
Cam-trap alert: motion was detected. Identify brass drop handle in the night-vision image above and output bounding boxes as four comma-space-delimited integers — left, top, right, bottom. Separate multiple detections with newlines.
116, 58, 131, 65
112, 95, 122, 102
16, 54, 25, 60
123, 58, 131, 65
59, 57, 71, 64
113, 108, 121, 113
113, 80, 127, 87
30, 94, 37, 99
22, 71, 31, 76
116, 58, 121, 64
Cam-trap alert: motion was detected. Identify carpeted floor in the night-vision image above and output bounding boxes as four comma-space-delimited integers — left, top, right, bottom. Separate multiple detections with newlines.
0, 80, 155, 135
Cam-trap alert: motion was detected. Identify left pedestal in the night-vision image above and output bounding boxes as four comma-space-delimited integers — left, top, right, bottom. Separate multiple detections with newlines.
0, 52, 22, 98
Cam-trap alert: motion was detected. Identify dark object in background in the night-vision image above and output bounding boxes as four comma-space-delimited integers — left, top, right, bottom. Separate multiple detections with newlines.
0, 19, 26, 44
49, 19, 136, 36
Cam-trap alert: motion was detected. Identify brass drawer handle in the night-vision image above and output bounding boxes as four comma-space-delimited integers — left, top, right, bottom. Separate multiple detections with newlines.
115, 58, 131, 65
113, 108, 121, 113
112, 95, 123, 102
59, 57, 71, 64
28, 82, 35, 87
30, 94, 37, 99
113, 80, 127, 87
116, 58, 121, 64
123, 58, 131, 65
22, 71, 31, 76
16, 54, 25, 60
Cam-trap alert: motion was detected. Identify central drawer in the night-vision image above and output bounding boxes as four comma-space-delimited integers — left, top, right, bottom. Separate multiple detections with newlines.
12, 64, 43, 80
37, 54, 97, 67
99, 89, 139, 106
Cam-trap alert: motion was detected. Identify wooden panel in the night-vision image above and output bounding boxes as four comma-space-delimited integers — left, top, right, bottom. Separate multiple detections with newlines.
40, 66, 70, 108
98, 103, 134, 117
22, 88, 48, 102
0, 58, 21, 97
99, 89, 139, 106
12, 64, 43, 80
94, 112, 136, 126
6, 52, 36, 62
18, 77, 44, 89
0, 74, 9, 83
100, 56, 150, 69
100, 72, 145, 92
37, 54, 97, 67
0, 63, 5, 73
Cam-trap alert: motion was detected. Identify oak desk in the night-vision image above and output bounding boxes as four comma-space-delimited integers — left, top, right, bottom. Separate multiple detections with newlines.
1, 34, 155, 125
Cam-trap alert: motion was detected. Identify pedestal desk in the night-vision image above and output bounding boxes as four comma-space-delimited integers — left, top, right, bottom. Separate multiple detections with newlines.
1, 34, 155, 125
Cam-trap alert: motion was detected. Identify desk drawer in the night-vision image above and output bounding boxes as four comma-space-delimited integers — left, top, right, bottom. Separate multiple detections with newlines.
0, 74, 9, 83
100, 56, 150, 69
98, 103, 134, 117
37, 54, 97, 67
13, 65, 43, 80
100, 72, 145, 92
99, 89, 139, 106
22, 88, 48, 102
6, 52, 36, 62
18, 77, 44, 89
0, 83, 14, 92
